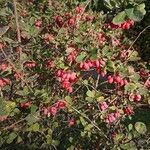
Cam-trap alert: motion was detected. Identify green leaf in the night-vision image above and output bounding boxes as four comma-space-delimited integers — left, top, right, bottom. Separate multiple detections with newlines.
128, 3, 146, 21
106, 60, 115, 72
31, 123, 40, 132
16, 86, 29, 96
125, 83, 137, 92
135, 122, 147, 134
128, 51, 140, 61
138, 86, 148, 95
120, 141, 137, 150
65, 96, 72, 104
125, 8, 134, 18
128, 124, 133, 131
26, 112, 39, 125
76, 52, 86, 63
85, 97, 94, 102
84, 124, 93, 131
6, 132, 17, 144
3, 37, 15, 44
52, 140, 60, 146
80, 116, 88, 126
67, 145, 74, 150
86, 90, 95, 98
30, 105, 38, 114
17, 136, 22, 143
112, 11, 126, 24
46, 135, 52, 144
129, 73, 140, 82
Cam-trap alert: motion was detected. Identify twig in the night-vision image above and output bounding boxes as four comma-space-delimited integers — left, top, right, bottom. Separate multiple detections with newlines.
13, 0, 21, 43
125, 25, 150, 61
70, 105, 109, 139
95, 74, 100, 89
1, 118, 26, 131
13, 0, 24, 87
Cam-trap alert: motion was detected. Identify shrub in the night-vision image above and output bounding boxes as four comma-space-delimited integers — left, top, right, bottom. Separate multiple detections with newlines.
0, 0, 149, 149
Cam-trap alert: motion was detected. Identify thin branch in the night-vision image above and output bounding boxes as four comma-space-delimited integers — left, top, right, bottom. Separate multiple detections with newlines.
1, 118, 26, 131
125, 25, 150, 61
95, 74, 100, 89
70, 105, 109, 140
13, 0, 21, 43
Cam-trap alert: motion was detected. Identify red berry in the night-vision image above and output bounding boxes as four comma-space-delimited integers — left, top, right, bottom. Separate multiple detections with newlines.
108, 76, 114, 84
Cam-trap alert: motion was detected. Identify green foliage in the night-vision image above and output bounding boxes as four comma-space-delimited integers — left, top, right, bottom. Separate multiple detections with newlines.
0, 0, 149, 149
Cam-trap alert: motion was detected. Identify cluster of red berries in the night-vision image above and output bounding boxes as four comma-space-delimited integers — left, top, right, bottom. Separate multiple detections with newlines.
130, 93, 142, 102
43, 100, 67, 117
23, 61, 36, 69
56, 70, 77, 93
107, 74, 128, 87
53, 5, 93, 28
99, 102, 108, 111
106, 111, 120, 124
106, 19, 134, 30
79, 59, 106, 71
0, 78, 10, 88
139, 68, 149, 78
123, 106, 133, 116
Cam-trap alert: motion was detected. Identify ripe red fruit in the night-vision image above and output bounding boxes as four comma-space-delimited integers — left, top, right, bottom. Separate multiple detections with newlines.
114, 75, 121, 84
49, 107, 57, 116
68, 18, 75, 27
100, 71, 106, 77
107, 76, 114, 84
99, 102, 108, 111
0, 42, 5, 49
54, 15, 63, 27
129, 94, 141, 102
106, 113, 116, 124
139, 68, 149, 78
43, 33, 54, 44
0, 63, 8, 71
75, 6, 83, 14
55, 100, 66, 109
134, 94, 142, 102
145, 79, 150, 88
121, 20, 134, 30
35, 19, 42, 28
124, 106, 133, 116
0, 78, 10, 88
68, 118, 76, 127
20, 101, 32, 109
24, 61, 36, 69
83, 62, 90, 70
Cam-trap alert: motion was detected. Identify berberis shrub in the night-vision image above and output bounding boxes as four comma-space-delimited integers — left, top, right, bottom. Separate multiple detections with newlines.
0, 0, 150, 149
